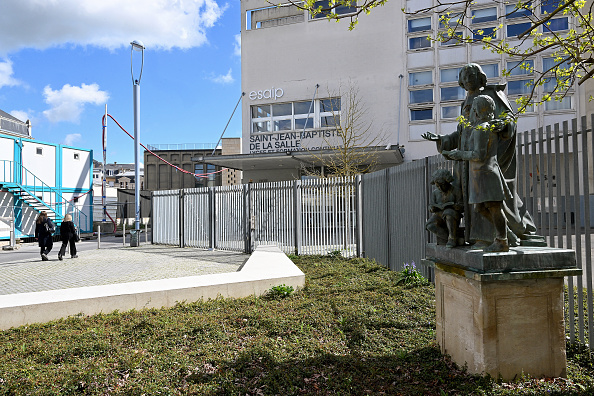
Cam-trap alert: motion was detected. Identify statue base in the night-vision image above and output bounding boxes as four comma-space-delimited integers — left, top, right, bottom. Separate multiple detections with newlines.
423, 243, 581, 380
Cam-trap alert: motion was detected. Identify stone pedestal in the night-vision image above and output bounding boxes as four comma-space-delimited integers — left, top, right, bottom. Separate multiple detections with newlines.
423, 244, 581, 380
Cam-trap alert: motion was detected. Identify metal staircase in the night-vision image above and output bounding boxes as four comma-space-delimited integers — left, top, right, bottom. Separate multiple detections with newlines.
0, 160, 87, 230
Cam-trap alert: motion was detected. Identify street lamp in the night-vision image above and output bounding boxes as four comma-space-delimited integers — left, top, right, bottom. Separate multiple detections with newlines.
131, 40, 144, 246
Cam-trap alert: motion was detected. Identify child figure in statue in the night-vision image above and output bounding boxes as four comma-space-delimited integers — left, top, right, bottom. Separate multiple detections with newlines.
442, 95, 512, 252
426, 169, 464, 248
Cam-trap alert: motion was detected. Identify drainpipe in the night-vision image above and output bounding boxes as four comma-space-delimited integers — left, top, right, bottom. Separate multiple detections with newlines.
397, 74, 404, 146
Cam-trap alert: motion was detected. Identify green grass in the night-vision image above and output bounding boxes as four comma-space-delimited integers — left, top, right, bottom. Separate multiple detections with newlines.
0, 256, 593, 394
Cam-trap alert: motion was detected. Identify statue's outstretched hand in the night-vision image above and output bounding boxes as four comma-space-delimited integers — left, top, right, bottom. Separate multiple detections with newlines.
442, 149, 462, 161
421, 132, 440, 141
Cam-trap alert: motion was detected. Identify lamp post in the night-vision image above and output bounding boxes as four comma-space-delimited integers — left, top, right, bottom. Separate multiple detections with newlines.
131, 40, 144, 246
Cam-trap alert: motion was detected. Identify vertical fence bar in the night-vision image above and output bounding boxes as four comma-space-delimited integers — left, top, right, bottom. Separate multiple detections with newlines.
293, 180, 301, 255
355, 174, 362, 258
571, 118, 585, 343
554, 123, 563, 250
179, 189, 184, 248
538, 127, 547, 239
531, 129, 539, 234
546, 125, 554, 245
581, 116, 593, 348
562, 120, 576, 343
526, 130, 534, 218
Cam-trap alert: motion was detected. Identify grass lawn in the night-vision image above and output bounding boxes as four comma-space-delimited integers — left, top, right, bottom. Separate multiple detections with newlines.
1, 255, 594, 395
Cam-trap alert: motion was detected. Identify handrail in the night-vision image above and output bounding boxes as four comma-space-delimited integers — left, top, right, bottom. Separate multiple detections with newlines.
0, 160, 88, 229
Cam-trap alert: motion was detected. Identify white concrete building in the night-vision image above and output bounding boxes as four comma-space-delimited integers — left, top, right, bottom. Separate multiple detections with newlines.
229, 0, 582, 182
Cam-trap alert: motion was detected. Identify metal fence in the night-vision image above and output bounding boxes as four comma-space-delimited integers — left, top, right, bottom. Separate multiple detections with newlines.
152, 177, 359, 256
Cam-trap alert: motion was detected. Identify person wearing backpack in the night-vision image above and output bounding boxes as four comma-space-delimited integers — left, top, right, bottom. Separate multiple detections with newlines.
58, 214, 78, 260
34, 211, 54, 261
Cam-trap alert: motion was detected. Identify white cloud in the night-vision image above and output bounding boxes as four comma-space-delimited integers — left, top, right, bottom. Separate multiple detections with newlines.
9, 110, 29, 122
233, 34, 241, 57
0, 0, 226, 54
43, 83, 109, 123
211, 68, 234, 84
63, 133, 82, 146
0, 59, 20, 88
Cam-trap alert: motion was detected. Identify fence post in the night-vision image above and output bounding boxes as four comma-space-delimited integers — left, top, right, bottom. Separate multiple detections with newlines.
384, 168, 391, 269
293, 180, 302, 255
150, 191, 154, 245
355, 174, 362, 258
209, 187, 216, 250
122, 221, 126, 246
179, 189, 185, 248
243, 183, 252, 254
97, 224, 101, 249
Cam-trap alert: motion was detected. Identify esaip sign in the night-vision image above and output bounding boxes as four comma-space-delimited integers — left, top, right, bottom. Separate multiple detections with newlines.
248, 87, 284, 100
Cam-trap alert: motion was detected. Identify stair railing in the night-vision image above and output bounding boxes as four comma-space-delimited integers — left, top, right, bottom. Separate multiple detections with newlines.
0, 160, 88, 230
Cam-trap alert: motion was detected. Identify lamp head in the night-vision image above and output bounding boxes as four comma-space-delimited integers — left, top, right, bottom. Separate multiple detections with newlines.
130, 40, 145, 85
131, 40, 145, 51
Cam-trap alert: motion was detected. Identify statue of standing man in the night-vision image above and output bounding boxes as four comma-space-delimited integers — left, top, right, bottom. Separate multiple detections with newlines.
422, 63, 543, 249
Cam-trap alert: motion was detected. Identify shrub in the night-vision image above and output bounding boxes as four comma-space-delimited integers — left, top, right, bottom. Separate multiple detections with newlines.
265, 284, 294, 299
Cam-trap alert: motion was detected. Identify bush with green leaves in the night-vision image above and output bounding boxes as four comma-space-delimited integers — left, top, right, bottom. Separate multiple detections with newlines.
265, 284, 294, 299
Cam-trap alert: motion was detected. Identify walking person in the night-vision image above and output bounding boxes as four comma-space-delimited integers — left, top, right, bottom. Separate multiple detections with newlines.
34, 211, 54, 261
58, 214, 78, 260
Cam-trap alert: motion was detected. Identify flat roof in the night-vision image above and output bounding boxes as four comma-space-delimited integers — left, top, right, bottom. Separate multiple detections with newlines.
192, 146, 405, 171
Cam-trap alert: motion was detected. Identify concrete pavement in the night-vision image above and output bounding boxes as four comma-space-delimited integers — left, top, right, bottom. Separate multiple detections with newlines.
0, 238, 248, 295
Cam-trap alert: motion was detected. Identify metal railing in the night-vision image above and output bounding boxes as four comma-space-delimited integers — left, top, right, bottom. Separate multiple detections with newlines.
0, 160, 88, 230
146, 143, 218, 151
152, 177, 358, 256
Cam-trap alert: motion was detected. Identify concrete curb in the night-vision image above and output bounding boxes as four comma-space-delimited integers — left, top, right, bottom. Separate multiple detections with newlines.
0, 245, 304, 330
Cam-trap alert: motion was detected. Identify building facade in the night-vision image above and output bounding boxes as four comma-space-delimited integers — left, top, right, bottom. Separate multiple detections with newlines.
143, 138, 241, 191
240, 0, 582, 179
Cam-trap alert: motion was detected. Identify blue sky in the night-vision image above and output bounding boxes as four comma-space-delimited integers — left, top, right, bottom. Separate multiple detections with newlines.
0, 0, 242, 164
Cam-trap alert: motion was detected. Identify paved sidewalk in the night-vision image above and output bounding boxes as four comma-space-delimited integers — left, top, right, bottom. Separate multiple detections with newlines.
0, 244, 248, 296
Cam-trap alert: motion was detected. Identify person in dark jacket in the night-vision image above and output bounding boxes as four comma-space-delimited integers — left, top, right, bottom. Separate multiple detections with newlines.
58, 214, 78, 260
34, 211, 54, 261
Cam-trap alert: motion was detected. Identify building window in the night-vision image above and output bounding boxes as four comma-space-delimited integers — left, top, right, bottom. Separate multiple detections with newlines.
544, 96, 571, 110
509, 100, 535, 113
409, 70, 433, 86
478, 63, 499, 78
508, 79, 534, 95
441, 86, 465, 101
472, 7, 497, 24
36, 147, 43, 155
442, 105, 461, 119
473, 26, 497, 40
409, 89, 433, 104
440, 67, 462, 83
74, 153, 80, 160
409, 36, 432, 50
440, 31, 463, 46
507, 22, 531, 38
250, 98, 340, 133
410, 108, 433, 121
505, 3, 532, 19
543, 56, 570, 72
408, 17, 431, 33
312, 0, 357, 19
439, 12, 462, 28
507, 60, 534, 75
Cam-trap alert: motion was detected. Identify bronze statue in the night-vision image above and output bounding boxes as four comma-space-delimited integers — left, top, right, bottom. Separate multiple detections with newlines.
442, 95, 510, 252
426, 169, 464, 248
422, 63, 543, 249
